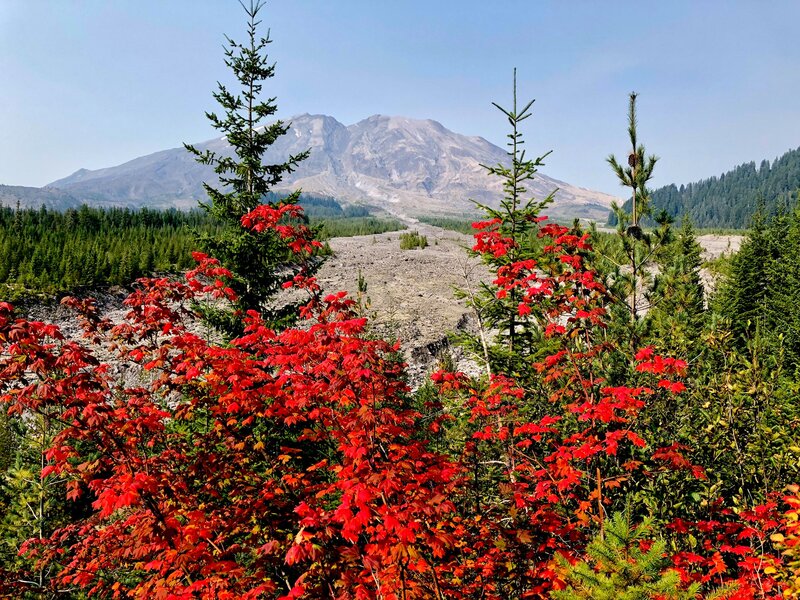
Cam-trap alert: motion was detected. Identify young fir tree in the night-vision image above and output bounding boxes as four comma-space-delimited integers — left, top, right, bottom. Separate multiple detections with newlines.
185, 0, 315, 334
458, 70, 554, 377
0, 412, 78, 596
553, 513, 705, 600
714, 204, 774, 343
763, 199, 800, 369
645, 217, 706, 353
607, 92, 659, 236
0, 415, 11, 475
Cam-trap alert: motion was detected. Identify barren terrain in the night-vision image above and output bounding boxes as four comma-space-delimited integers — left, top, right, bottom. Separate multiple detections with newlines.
314, 226, 743, 384
314, 223, 490, 384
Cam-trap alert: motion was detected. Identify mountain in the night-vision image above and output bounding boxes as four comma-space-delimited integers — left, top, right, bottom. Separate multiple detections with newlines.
611, 146, 800, 229
0, 185, 81, 210
48, 114, 618, 221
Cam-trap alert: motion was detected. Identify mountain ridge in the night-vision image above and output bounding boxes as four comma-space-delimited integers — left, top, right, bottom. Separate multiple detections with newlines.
46, 113, 619, 221
0, 184, 82, 210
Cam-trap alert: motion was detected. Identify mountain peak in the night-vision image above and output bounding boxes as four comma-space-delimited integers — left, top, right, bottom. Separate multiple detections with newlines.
46, 113, 619, 220
288, 112, 340, 122
354, 114, 446, 129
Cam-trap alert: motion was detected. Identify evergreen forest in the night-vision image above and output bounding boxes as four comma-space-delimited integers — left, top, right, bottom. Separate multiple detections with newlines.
0, 197, 404, 299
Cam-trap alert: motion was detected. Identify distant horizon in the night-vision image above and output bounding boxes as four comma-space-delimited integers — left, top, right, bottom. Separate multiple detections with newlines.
3, 1, 800, 196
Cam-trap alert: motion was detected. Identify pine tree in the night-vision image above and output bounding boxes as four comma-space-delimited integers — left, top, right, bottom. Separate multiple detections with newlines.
714, 204, 773, 342
645, 218, 706, 352
764, 200, 800, 369
608, 93, 659, 235
0, 412, 73, 595
185, 0, 316, 334
0, 414, 11, 474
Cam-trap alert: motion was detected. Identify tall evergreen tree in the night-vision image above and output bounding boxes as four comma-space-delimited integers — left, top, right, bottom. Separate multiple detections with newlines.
763, 202, 800, 369
714, 205, 774, 342
185, 0, 315, 333
458, 69, 554, 377
605, 92, 669, 350
608, 92, 659, 234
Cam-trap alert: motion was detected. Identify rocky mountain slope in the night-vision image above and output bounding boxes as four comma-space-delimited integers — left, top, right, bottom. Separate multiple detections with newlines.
0, 184, 81, 210
47, 114, 619, 221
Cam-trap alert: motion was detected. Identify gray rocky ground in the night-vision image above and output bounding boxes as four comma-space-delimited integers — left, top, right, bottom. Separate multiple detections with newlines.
315, 227, 744, 384
697, 234, 741, 261
313, 227, 744, 385
313, 223, 491, 385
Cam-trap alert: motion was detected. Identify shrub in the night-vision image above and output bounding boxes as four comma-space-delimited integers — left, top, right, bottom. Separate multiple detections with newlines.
399, 230, 428, 249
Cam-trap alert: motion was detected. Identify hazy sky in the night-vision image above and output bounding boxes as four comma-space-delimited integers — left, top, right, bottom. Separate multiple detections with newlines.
2, 1, 800, 197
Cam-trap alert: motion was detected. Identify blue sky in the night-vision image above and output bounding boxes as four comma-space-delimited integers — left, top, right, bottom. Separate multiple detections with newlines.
2, 1, 800, 197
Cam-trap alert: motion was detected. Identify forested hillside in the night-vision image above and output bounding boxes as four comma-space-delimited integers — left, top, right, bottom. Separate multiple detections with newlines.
610, 145, 800, 227
0, 184, 81, 210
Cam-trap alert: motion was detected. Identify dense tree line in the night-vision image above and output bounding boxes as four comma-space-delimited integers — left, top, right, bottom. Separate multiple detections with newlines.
0, 205, 219, 295
314, 215, 405, 238
274, 193, 371, 219
609, 145, 800, 228
715, 203, 800, 369
417, 215, 480, 234
0, 199, 403, 298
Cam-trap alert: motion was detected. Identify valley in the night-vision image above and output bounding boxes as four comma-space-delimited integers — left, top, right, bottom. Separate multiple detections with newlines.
16, 217, 741, 389
313, 222, 742, 382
